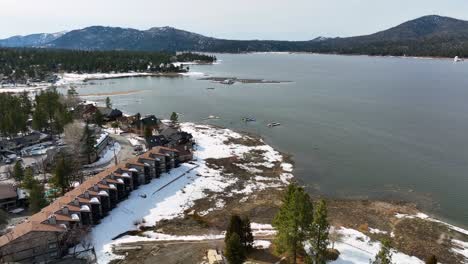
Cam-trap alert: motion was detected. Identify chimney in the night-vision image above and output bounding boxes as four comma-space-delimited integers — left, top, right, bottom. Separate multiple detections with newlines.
73, 198, 79, 206
93, 184, 99, 192
84, 191, 90, 199
49, 215, 57, 225
62, 206, 69, 215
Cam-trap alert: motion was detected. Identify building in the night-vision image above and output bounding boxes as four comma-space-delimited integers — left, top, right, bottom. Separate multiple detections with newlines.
0, 184, 18, 211
0, 146, 182, 263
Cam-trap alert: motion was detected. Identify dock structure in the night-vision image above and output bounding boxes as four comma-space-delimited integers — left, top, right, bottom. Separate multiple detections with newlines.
0, 146, 191, 263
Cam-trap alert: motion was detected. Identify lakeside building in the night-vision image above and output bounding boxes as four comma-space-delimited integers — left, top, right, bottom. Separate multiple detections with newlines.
0, 146, 192, 263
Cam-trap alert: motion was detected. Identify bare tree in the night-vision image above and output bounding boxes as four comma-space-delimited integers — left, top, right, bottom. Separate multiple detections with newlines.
63, 121, 85, 183
329, 228, 343, 249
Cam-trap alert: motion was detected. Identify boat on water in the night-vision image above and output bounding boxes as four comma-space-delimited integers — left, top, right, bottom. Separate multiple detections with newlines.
222, 79, 235, 85
206, 87, 215, 90
205, 115, 220, 120
454, 56, 463, 62
242, 117, 256, 122
267, 122, 281, 127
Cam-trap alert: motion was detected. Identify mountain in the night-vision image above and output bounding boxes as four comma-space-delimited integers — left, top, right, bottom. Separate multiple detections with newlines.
1, 15, 467, 57
0, 31, 67, 47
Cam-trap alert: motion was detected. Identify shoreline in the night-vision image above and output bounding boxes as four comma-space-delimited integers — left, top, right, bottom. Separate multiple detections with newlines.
84, 122, 467, 264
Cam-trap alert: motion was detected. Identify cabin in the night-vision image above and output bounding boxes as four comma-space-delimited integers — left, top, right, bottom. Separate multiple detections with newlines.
0, 184, 18, 210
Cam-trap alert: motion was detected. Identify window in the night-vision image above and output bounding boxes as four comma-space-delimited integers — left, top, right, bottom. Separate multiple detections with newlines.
49, 251, 58, 257
48, 242, 57, 249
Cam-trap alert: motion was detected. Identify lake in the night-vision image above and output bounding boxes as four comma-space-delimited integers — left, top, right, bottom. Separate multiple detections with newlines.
79, 53, 468, 228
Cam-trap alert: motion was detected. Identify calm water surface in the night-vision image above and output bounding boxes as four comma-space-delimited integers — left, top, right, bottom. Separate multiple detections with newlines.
80, 53, 468, 228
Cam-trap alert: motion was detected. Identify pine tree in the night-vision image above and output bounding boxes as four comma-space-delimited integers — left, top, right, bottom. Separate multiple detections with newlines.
310, 199, 330, 264
225, 233, 246, 264
225, 215, 254, 252
53, 156, 71, 194
22, 167, 36, 190
225, 215, 243, 243
373, 239, 393, 264
82, 122, 96, 164
94, 109, 104, 127
13, 161, 24, 182
273, 183, 314, 264
29, 181, 48, 213
144, 126, 153, 139
242, 216, 254, 251
105, 97, 112, 108
425, 255, 437, 264
170, 112, 178, 124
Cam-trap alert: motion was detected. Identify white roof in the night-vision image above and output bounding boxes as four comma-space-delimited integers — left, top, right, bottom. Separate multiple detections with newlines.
90, 197, 100, 204
98, 190, 109, 196
71, 214, 80, 220
109, 184, 117, 189
80, 205, 90, 212
121, 173, 130, 178
129, 168, 138, 172
117, 179, 124, 183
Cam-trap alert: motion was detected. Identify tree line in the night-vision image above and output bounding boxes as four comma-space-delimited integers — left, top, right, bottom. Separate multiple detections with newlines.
0, 48, 217, 83
0, 89, 72, 137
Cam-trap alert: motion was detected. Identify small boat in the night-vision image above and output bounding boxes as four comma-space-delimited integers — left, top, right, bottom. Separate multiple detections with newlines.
242, 117, 256, 122
205, 115, 220, 120
222, 79, 235, 85
206, 87, 215, 90
267, 122, 281, 127
454, 56, 463, 62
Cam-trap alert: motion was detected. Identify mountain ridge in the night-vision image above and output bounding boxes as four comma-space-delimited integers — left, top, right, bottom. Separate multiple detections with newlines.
1, 15, 467, 57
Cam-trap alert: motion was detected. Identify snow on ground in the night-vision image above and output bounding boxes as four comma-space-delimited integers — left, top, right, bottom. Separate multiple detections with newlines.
84, 143, 121, 168
395, 212, 468, 236
55, 73, 154, 86
90, 123, 292, 263
332, 228, 424, 264
253, 240, 271, 249
395, 213, 468, 260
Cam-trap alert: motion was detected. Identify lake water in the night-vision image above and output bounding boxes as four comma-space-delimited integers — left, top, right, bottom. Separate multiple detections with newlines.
80, 53, 468, 228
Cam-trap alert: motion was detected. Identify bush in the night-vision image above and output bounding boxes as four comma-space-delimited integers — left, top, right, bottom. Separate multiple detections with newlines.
325, 248, 340, 261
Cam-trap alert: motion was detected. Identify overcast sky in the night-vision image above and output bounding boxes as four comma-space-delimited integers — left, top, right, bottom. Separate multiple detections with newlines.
1, 0, 468, 40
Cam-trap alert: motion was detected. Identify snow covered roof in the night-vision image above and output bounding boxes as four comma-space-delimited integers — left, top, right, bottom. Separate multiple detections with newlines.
121, 173, 130, 178
129, 168, 138, 172
80, 205, 90, 212
109, 184, 117, 189
98, 191, 109, 196
90, 197, 100, 204
71, 214, 80, 221
117, 179, 124, 184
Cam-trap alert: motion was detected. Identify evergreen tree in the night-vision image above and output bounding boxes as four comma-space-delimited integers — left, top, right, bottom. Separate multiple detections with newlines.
144, 126, 153, 139
82, 122, 96, 164
170, 112, 178, 124
225, 215, 254, 252
52, 156, 71, 194
93, 109, 104, 127
111, 122, 119, 133
225, 215, 243, 243
373, 239, 393, 264
29, 181, 48, 213
105, 97, 112, 108
242, 216, 254, 251
225, 233, 246, 264
13, 161, 24, 182
309, 199, 330, 264
273, 183, 314, 264
22, 167, 36, 190
425, 255, 437, 264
